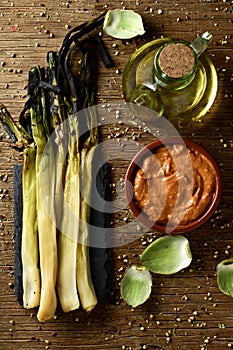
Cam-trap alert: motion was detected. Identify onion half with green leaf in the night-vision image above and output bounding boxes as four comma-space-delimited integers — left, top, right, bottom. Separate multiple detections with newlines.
120, 265, 152, 308
217, 259, 233, 298
140, 235, 192, 275
103, 9, 145, 39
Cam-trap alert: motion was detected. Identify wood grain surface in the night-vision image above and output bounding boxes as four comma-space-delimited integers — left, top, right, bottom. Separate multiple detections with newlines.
1, 0, 233, 349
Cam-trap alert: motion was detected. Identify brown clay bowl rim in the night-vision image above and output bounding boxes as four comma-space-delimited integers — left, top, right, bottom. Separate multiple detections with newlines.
125, 137, 222, 233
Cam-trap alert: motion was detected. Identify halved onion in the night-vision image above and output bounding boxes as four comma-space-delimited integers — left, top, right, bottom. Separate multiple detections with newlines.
103, 9, 145, 39
217, 259, 233, 297
140, 235, 192, 275
120, 265, 152, 307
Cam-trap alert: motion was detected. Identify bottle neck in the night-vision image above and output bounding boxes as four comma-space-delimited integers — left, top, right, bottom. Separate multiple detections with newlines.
153, 41, 198, 90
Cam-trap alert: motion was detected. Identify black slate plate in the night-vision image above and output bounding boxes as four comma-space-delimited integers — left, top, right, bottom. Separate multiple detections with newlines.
13, 161, 110, 307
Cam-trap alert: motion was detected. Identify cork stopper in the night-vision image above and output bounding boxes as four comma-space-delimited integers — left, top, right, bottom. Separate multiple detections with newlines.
158, 43, 195, 78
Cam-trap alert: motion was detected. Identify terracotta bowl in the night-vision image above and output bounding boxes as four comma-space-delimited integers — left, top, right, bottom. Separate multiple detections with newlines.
125, 138, 222, 233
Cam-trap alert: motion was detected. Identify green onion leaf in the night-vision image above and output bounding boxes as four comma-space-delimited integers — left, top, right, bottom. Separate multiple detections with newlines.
140, 235, 192, 275
120, 265, 152, 307
103, 9, 145, 39
217, 259, 233, 297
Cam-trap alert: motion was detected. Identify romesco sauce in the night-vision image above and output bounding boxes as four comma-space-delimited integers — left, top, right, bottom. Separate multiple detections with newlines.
133, 144, 217, 227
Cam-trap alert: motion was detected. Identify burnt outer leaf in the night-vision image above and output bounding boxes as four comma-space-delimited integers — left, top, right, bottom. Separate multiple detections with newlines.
94, 36, 114, 68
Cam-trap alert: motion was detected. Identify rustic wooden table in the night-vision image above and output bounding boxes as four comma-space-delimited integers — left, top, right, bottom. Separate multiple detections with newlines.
1, 1, 233, 349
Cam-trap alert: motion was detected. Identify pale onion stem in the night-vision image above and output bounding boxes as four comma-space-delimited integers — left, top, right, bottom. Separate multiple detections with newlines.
21, 147, 40, 309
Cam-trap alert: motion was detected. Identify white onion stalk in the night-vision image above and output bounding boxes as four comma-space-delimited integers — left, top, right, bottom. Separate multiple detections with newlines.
57, 116, 80, 313
29, 67, 58, 322
76, 144, 97, 312
21, 146, 40, 309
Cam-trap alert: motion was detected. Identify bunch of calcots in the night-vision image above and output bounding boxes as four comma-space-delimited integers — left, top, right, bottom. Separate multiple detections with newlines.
0, 12, 112, 322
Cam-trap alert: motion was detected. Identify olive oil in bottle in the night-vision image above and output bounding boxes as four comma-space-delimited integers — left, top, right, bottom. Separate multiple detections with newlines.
123, 32, 218, 125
